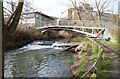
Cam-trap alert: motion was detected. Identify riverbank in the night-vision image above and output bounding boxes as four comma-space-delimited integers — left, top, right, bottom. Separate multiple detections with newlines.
4, 23, 119, 78
5, 28, 116, 78
67, 40, 97, 77
61, 38, 93, 76
66, 38, 113, 78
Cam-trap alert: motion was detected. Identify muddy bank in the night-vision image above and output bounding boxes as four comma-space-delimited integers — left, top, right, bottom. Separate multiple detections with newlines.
70, 43, 92, 70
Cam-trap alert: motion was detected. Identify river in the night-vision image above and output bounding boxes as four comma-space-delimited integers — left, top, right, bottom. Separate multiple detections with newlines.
4, 41, 76, 77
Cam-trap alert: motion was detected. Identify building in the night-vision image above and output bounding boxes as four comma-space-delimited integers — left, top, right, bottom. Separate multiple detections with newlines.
62, 3, 119, 22
63, 3, 94, 20
19, 11, 56, 27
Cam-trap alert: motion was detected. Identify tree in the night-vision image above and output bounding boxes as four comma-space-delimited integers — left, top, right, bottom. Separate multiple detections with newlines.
94, 0, 110, 27
3, 0, 34, 14
70, 0, 85, 26
70, 0, 118, 27
23, 0, 35, 12
2, 0, 24, 51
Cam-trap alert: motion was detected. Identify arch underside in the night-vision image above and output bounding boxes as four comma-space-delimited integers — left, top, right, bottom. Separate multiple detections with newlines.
40, 26, 106, 38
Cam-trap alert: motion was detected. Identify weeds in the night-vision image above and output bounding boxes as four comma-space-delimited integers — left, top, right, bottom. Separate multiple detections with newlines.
97, 53, 111, 79
98, 40, 118, 49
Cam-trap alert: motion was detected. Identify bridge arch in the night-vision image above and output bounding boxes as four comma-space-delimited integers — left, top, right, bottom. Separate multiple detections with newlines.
37, 26, 106, 38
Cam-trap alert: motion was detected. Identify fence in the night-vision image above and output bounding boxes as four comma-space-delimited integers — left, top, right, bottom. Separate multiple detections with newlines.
80, 37, 103, 79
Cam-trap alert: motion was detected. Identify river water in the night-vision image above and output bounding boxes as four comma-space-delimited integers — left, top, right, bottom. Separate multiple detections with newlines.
4, 41, 76, 77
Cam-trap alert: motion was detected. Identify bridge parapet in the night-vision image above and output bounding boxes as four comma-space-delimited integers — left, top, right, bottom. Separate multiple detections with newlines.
43, 20, 111, 28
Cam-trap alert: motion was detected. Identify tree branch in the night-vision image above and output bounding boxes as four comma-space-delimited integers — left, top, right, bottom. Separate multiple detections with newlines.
3, 7, 13, 14
7, 1, 24, 35
99, 0, 110, 12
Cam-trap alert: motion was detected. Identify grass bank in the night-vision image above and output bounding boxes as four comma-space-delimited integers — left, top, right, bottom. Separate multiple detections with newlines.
98, 40, 118, 49
69, 37, 111, 78
97, 53, 111, 79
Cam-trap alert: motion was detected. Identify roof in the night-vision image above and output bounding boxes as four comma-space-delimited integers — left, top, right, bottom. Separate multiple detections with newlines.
22, 11, 56, 20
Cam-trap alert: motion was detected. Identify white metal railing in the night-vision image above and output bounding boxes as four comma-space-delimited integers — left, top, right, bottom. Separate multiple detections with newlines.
43, 20, 111, 28
80, 37, 103, 79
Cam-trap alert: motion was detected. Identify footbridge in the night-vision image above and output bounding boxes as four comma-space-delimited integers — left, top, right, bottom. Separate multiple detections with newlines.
36, 25, 106, 38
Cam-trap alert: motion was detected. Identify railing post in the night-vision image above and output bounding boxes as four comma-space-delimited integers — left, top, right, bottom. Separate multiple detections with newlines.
57, 18, 60, 26
92, 28, 94, 35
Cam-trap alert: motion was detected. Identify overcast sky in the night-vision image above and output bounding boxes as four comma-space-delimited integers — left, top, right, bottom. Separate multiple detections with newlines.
4, 0, 119, 18
31, 0, 119, 18
32, 0, 69, 18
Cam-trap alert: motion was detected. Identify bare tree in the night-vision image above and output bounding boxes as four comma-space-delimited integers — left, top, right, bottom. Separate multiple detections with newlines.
3, 0, 36, 29
23, 0, 35, 12
94, 0, 111, 20
3, 0, 34, 16
81, 2, 96, 28
70, 0, 85, 26
82, 2, 94, 20
2, 0, 24, 51
71, 0, 117, 27
94, 0, 119, 27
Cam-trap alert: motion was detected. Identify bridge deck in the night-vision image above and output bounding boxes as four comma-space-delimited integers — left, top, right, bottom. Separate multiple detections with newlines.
36, 25, 106, 30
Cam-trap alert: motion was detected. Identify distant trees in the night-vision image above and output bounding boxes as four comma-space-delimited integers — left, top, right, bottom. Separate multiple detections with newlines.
2, 0, 24, 51
67, 0, 118, 27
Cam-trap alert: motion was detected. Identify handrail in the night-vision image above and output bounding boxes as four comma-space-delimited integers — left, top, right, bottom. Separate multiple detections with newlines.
43, 20, 109, 27
80, 49, 103, 79
80, 37, 103, 79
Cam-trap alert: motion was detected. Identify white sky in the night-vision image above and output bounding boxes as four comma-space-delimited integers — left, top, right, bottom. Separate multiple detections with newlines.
4, 0, 119, 18
32, 0, 69, 18
32, 0, 119, 18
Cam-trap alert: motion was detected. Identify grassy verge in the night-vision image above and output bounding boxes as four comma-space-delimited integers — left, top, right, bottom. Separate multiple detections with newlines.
70, 38, 103, 78
68, 37, 89, 42
98, 40, 118, 49
97, 53, 111, 79
91, 41, 101, 63
98, 39, 120, 58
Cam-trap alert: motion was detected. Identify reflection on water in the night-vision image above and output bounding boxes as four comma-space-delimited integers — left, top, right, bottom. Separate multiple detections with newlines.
4, 41, 76, 77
